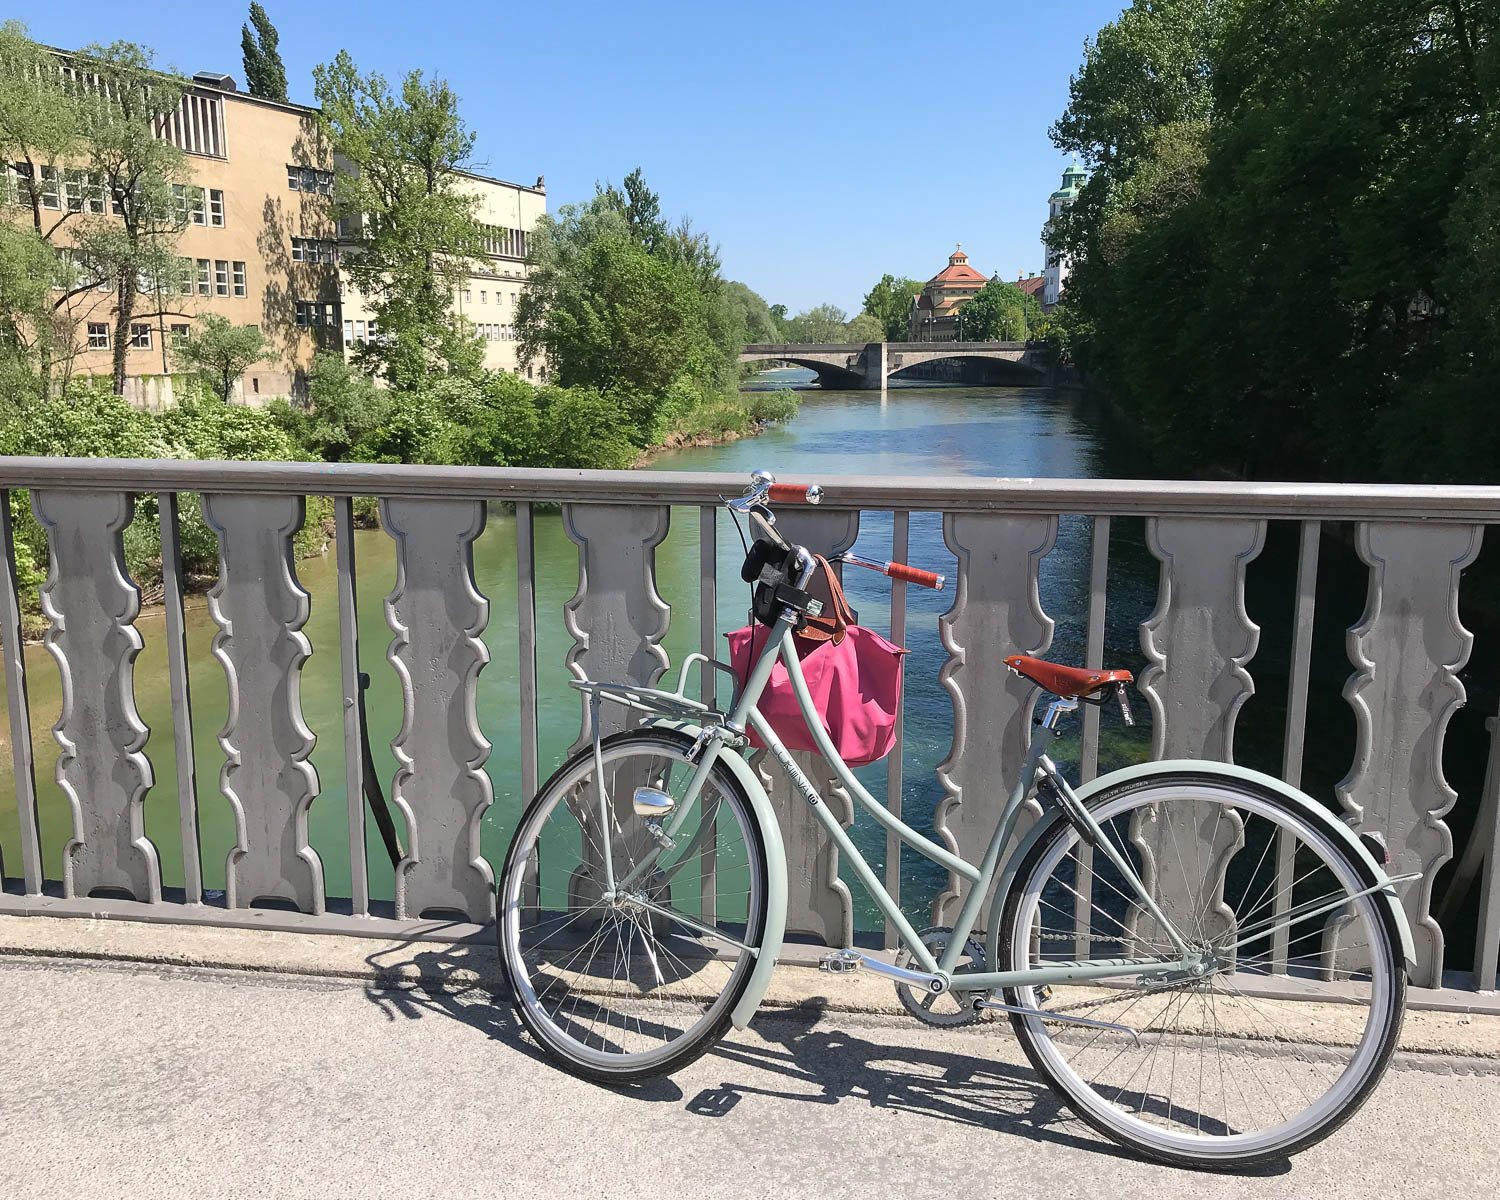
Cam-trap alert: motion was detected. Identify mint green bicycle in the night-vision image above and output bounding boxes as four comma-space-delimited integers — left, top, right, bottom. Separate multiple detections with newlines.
497, 471, 1415, 1169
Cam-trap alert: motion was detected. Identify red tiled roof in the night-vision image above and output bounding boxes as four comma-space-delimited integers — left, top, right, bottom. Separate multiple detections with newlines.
1013, 275, 1046, 298
929, 263, 987, 285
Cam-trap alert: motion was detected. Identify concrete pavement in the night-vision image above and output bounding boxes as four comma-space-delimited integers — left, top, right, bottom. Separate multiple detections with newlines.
2, 953, 1499, 1200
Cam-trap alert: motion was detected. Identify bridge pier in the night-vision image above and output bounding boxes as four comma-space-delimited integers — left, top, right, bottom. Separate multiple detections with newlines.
860, 342, 887, 391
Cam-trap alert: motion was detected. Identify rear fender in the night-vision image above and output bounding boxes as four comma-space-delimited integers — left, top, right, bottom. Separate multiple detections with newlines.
984, 760, 1417, 977
642, 718, 785, 1030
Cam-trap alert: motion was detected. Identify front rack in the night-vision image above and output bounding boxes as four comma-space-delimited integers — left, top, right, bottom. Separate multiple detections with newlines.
569, 652, 741, 723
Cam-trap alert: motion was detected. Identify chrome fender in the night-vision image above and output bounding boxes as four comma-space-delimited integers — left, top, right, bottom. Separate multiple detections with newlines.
983, 760, 1417, 977
642, 719, 786, 1030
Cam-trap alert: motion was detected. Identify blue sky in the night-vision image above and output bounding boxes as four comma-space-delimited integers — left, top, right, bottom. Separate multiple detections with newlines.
12, 0, 1124, 313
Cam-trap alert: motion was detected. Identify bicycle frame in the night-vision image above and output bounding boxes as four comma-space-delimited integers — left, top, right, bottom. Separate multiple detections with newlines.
611, 605, 1203, 996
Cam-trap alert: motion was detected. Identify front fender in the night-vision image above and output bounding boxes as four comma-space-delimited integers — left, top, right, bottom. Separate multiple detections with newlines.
642, 718, 786, 1029
984, 760, 1417, 977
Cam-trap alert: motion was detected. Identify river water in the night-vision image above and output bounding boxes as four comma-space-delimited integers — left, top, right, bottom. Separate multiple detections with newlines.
4, 370, 1493, 945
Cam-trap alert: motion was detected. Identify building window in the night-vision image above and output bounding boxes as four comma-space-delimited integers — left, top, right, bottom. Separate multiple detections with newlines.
343, 319, 354, 346
130, 323, 152, 349
251, 377, 259, 394
87, 323, 109, 349
40, 166, 60, 210
287, 165, 334, 195
291, 237, 337, 264
214, 260, 229, 296
196, 259, 211, 296
462, 288, 472, 304
209, 189, 224, 226
479, 290, 487, 304
171, 323, 191, 348
232, 261, 246, 297
295, 300, 337, 328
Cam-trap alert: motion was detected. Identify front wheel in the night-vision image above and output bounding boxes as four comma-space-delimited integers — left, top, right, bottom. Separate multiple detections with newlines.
997, 772, 1405, 1169
497, 730, 770, 1083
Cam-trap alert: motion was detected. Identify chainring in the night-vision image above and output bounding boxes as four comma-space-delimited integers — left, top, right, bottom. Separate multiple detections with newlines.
893, 926, 989, 1027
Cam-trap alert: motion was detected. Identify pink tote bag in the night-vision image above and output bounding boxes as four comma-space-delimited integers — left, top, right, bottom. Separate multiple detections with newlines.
725, 624, 906, 766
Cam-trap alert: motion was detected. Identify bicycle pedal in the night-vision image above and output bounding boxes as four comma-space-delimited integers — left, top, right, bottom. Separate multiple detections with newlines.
818, 949, 861, 974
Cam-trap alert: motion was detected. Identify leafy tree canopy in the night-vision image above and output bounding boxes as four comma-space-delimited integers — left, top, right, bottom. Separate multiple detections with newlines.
175, 315, 268, 402
861, 275, 921, 341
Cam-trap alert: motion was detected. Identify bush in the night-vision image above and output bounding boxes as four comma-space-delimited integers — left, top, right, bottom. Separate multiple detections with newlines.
536, 386, 638, 470
746, 389, 798, 424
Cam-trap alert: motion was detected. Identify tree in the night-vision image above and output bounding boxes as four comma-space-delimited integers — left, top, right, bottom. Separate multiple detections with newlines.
722, 281, 779, 344
314, 50, 484, 388
956, 279, 1038, 342
65, 42, 194, 395
175, 314, 267, 401
861, 274, 921, 341
845, 312, 884, 343
781, 304, 849, 343
240, 3, 289, 103
519, 177, 742, 426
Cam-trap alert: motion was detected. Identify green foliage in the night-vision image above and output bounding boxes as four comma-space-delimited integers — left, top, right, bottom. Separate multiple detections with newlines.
240, 3, 289, 103
175, 314, 268, 401
1053, 0, 1500, 483
845, 312, 884, 343
746, 389, 799, 424
722, 281, 779, 344
272, 352, 393, 460
958, 279, 1039, 342
534, 386, 637, 469
780, 304, 850, 343
314, 50, 484, 388
861, 275, 922, 341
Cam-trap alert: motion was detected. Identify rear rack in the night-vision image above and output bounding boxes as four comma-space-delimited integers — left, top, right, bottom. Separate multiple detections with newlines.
569, 652, 740, 722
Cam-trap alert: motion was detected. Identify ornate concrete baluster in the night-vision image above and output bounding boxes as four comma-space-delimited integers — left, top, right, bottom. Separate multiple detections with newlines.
1335, 521, 1481, 987
31, 490, 159, 902
751, 508, 860, 947
563, 504, 672, 747
202, 494, 322, 913
934, 511, 1057, 928
1132, 517, 1264, 948
562, 504, 672, 917
382, 498, 494, 922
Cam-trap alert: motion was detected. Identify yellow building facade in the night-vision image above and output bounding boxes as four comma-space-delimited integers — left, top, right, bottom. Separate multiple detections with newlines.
10, 56, 546, 404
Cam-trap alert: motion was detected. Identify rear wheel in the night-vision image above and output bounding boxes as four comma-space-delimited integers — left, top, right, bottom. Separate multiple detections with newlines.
497, 730, 769, 1083
998, 773, 1405, 1169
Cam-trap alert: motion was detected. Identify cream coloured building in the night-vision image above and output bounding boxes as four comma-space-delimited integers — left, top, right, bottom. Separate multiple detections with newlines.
9, 48, 546, 403
3, 63, 343, 405
336, 168, 547, 378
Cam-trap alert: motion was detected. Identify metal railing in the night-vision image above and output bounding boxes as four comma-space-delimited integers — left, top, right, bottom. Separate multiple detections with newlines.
0, 456, 1497, 992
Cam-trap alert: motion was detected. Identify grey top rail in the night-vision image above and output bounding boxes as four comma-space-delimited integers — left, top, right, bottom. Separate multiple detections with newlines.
0, 456, 1497, 521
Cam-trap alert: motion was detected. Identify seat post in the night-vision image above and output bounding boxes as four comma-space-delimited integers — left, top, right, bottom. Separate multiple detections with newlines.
1040, 696, 1079, 731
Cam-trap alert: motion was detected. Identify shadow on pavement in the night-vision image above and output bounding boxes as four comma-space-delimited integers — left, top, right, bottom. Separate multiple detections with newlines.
354, 941, 1290, 1176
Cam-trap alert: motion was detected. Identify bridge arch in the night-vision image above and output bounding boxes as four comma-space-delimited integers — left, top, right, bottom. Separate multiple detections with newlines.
885, 352, 1046, 386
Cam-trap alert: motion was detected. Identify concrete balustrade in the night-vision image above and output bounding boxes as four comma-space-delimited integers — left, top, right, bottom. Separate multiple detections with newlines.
0, 457, 1497, 993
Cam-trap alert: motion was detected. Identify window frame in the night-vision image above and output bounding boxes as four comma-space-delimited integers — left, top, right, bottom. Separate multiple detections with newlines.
129, 323, 152, 350
86, 322, 109, 349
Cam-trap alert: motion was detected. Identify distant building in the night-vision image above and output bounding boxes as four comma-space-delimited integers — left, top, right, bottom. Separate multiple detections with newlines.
1013, 274, 1047, 306
908, 244, 988, 341
338, 167, 547, 380
1043, 163, 1085, 309
7, 47, 547, 404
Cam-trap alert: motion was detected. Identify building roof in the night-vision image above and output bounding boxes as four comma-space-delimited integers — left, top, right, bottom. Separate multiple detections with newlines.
1013, 275, 1047, 299
926, 244, 988, 287
1050, 162, 1087, 202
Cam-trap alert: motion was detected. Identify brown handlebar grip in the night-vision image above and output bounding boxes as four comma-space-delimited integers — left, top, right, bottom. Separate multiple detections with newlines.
887, 562, 945, 589
767, 482, 823, 504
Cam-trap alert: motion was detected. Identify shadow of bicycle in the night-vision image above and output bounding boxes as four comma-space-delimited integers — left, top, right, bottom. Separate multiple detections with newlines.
353, 941, 1289, 1176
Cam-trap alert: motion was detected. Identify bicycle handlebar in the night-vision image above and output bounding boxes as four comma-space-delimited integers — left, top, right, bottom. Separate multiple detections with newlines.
767, 482, 824, 505
838, 553, 946, 591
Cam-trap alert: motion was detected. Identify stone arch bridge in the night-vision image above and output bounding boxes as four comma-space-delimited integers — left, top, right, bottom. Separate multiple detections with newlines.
739, 341, 1048, 389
